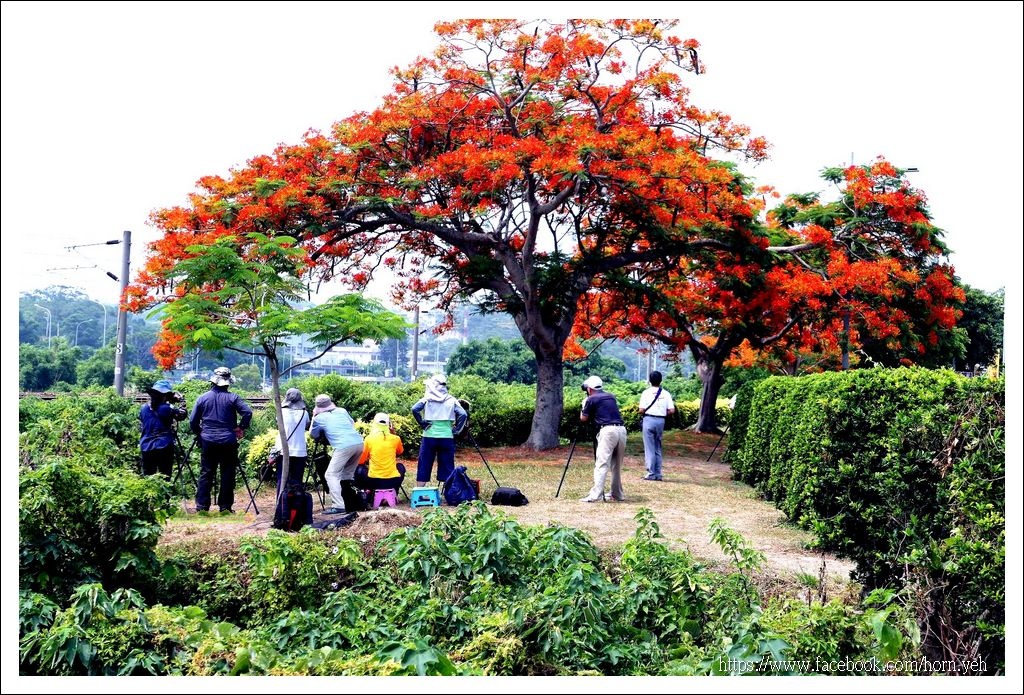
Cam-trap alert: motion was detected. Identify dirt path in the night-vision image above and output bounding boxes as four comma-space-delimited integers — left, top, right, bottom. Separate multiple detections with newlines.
159, 430, 855, 583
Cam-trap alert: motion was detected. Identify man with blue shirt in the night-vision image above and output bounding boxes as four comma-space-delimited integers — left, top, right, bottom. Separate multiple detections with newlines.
139, 378, 186, 478
311, 393, 365, 513
579, 375, 627, 503
190, 367, 253, 514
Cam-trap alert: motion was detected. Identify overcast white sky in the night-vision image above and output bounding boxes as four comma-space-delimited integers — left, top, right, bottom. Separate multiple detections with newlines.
3, 2, 1021, 303
2, 3, 1021, 687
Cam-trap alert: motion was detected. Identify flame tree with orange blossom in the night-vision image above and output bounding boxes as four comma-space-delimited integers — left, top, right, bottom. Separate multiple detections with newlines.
128, 19, 768, 450
572, 160, 963, 432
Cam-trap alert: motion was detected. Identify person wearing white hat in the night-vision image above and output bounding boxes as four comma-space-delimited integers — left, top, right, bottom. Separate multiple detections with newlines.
579, 375, 627, 503
189, 367, 253, 513
354, 412, 407, 493
410, 375, 468, 487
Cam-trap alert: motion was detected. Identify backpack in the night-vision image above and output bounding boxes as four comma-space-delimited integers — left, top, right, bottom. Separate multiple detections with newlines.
273, 482, 313, 532
442, 465, 479, 506
491, 486, 529, 507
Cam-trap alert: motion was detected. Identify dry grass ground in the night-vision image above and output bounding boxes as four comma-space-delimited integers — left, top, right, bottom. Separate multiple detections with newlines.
159, 430, 854, 584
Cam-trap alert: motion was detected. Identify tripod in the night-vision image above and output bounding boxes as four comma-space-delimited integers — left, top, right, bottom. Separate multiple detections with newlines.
170, 426, 199, 497
705, 424, 730, 463
554, 436, 579, 498
234, 453, 260, 515
305, 439, 329, 511
464, 429, 502, 488
190, 437, 260, 515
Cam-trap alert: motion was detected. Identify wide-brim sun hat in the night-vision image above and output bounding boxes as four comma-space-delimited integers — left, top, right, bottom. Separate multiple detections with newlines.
210, 367, 234, 386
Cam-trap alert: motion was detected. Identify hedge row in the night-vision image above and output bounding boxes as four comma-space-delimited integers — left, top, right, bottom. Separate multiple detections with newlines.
284, 374, 731, 447
725, 368, 1004, 669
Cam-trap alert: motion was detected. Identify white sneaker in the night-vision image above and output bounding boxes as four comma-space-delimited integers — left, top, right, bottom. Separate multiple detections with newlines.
580, 494, 605, 503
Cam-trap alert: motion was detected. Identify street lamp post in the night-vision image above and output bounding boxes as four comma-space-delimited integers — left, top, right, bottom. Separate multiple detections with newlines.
33, 304, 52, 348
74, 319, 93, 346
91, 299, 109, 346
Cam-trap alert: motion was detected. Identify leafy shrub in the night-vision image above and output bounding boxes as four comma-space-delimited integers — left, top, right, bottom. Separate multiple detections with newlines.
19, 392, 141, 471
19, 457, 174, 603
726, 368, 1004, 670
22, 510, 924, 676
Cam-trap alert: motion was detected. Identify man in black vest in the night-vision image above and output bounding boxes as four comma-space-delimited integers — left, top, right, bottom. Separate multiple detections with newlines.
579, 375, 627, 503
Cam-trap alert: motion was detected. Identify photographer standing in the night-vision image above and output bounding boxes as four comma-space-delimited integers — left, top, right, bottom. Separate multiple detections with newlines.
190, 367, 253, 514
140, 379, 187, 478
579, 376, 627, 503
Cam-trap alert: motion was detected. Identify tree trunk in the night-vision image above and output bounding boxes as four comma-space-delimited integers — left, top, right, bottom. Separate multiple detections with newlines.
268, 355, 289, 515
523, 348, 565, 450
694, 352, 725, 433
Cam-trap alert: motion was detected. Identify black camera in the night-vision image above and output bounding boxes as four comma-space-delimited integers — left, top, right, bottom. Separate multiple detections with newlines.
167, 392, 188, 420
581, 384, 589, 392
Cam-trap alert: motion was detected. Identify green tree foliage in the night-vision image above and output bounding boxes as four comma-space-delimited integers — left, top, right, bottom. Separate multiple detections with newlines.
563, 341, 628, 382
76, 344, 115, 388
230, 363, 263, 392
19, 286, 108, 350
19, 338, 81, 390
447, 339, 538, 384
154, 233, 407, 495
956, 286, 1004, 371
127, 366, 164, 392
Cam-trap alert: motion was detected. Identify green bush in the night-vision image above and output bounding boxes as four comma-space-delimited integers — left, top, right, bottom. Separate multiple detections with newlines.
726, 368, 1004, 670
22, 509, 925, 676
19, 458, 174, 603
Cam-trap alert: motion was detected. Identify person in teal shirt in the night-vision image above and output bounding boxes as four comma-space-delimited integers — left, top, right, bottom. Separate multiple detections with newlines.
411, 375, 468, 486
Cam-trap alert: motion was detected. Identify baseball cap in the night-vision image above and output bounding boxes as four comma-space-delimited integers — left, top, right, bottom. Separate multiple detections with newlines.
148, 379, 173, 394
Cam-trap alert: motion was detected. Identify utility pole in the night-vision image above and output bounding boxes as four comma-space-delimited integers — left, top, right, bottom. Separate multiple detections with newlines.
113, 230, 131, 395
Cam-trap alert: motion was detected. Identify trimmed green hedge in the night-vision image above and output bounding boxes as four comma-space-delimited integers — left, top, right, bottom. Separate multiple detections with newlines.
726, 368, 1004, 669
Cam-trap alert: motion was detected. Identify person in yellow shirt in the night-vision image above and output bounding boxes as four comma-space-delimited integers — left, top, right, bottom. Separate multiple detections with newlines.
355, 412, 406, 492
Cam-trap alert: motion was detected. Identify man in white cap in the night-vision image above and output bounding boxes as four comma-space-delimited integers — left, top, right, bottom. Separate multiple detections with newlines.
579, 375, 627, 503
189, 367, 253, 513
310, 393, 365, 513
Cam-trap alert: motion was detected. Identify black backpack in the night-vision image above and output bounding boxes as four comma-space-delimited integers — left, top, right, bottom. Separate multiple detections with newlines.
442, 465, 479, 506
273, 482, 313, 531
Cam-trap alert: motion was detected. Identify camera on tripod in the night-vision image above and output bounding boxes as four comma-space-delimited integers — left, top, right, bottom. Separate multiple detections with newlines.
167, 391, 188, 421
